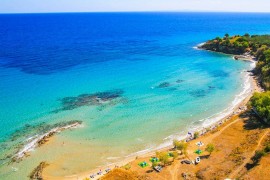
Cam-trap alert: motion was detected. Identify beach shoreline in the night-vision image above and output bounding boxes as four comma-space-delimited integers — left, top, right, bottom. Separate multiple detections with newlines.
42, 50, 262, 180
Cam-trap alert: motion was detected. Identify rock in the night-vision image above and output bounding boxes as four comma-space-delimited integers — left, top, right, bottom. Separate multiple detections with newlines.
29, 162, 49, 180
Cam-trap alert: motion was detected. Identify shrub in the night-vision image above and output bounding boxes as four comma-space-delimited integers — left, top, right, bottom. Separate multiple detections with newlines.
173, 140, 188, 154
224, 33, 229, 38
251, 150, 266, 164
171, 151, 179, 160
205, 143, 215, 155
156, 151, 170, 166
151, 161, 158, 168
194, 132, 200, 139
122, 163, 131, 170
250, 91, 270, 123
264, 144, 270, 153
244, 33, 250, 37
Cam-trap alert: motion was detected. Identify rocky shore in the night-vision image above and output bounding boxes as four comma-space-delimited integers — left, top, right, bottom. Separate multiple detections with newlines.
12, 120, 82, 162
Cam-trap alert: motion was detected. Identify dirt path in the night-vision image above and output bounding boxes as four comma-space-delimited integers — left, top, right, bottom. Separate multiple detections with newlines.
171, 163, 179, 180
207, 118, 241, 142
229, 130, 270, 179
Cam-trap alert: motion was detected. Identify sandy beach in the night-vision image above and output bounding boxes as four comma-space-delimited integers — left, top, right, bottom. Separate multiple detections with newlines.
40, 56, 262, 180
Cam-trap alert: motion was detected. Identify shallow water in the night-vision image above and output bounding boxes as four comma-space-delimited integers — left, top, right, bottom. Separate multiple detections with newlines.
0, 12, 270, 179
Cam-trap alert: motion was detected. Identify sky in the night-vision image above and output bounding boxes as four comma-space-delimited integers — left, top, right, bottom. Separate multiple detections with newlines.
0, 0, 270, 13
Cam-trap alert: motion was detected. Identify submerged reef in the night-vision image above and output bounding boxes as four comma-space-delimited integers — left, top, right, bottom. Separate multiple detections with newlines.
55, 89, 125, 112
155, 80, 184, 91
189, 89, 208, 98
157, 80, 184, 89
189, 86, 216, 98
157, 82, 171, 88
176, 79, 184, 83
210, 70, 230, 78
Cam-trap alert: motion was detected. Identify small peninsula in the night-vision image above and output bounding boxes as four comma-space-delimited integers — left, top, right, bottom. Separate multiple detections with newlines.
199, 34, 270, 90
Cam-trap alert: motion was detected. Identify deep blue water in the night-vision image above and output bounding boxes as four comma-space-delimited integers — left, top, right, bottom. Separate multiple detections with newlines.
0, 12, 270, 179
1, 12, 270, 75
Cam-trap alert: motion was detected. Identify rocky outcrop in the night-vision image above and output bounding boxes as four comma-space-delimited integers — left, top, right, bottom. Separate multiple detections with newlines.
29, 162, 49, 180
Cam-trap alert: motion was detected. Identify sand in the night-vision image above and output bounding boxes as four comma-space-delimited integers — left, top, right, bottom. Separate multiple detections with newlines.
40, 58, 262, 180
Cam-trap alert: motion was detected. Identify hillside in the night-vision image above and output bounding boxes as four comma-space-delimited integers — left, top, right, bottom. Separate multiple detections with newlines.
200, 34, 270, 89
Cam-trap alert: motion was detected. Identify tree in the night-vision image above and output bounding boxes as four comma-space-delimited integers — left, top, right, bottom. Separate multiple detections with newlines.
215, 37, 222, 42
242, 41, 249, 49
263, 49, 270, 63
205, 143, 215, 156
244, 33, 250, 37
194, 132, 200, 139
224, 33, 229, 38
151, 161, 158, 168
250, 91, 270, 123
264, 144, 270, 153
173, 140, 188, 154
171, 151, 179, 160
173, 139, 180, 149
156, 152, 170, 166
233, 41, 240, 47
251, 150, 266, 165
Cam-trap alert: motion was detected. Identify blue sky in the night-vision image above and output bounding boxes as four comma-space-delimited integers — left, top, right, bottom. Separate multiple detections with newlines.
0, 0, 269, 13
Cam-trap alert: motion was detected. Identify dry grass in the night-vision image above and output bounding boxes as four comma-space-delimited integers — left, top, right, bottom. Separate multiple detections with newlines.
99, 114, 270, 180
101, 168, 149, 180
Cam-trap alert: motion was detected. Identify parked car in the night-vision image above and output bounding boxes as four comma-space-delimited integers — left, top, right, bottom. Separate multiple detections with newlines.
181, 160, 191, 164
195, 157, 201, 164
154, 165, 163, 172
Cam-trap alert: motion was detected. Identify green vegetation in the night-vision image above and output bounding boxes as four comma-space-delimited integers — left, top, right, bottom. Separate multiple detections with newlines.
173, 140, 188, 155
170, 151, 179, 160
202, 34, 270, 56
122, 163, 131, 170
246, 143, 270, 170
202, 34, 270, 89
250, 92, 270, 123
264, 143, 270, 153
205, 143, 215, 156
156, 151, 170, 166
194, 131, 200, 139
151, 161, 159, 168
251, 150, 266, 165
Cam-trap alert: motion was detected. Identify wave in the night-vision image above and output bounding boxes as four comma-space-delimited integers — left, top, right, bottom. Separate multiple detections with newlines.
193, 42, 205, 49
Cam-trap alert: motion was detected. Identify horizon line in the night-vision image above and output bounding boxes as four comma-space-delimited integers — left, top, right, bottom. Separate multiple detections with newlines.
1, 10, 270, 15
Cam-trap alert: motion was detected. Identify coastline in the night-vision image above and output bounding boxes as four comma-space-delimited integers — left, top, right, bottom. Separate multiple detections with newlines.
43, 49, 262, 180
12, 121, 82, 163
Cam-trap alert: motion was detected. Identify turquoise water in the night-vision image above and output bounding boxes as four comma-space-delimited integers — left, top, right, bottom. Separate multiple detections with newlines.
0, 12, 270, 179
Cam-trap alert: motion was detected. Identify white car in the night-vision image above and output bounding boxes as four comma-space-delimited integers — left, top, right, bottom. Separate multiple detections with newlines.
195, 157, 200, 164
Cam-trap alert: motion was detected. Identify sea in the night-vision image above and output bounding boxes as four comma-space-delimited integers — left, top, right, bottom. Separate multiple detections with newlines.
0, 12, 270, 179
